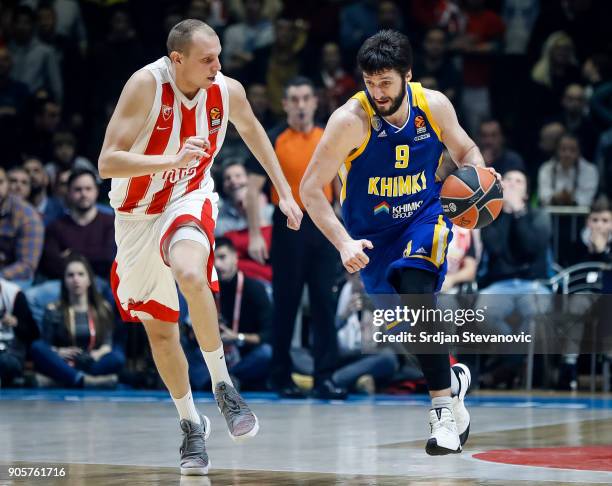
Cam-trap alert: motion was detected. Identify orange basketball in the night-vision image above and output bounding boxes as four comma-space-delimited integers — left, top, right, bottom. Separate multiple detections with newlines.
440, 166, 503, 229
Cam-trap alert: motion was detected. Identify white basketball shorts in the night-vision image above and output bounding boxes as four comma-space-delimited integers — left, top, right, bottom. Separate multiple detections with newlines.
111, 192, 219, 323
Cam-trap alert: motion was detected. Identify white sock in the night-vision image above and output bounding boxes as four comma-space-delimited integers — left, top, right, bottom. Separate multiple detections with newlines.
432, 396, 453, 410
450, 367, 460, 396
202, 345, 233, 390
172, 390, 201, 424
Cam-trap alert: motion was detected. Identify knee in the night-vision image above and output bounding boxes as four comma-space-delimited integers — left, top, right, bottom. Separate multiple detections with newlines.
109, 349, 127, 368
258, 343, 273, 361
173, 266, 208, 296
391, 268, 437, 294
381, 354, 399, 374
30, 339, 49, 356
145, 323, 179, 349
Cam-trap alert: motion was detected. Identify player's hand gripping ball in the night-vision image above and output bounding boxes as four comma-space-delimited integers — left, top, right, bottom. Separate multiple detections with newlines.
441, 166, 503, 229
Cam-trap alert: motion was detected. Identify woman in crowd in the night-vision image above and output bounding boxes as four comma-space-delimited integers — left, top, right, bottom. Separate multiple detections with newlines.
30, 254, 124, 387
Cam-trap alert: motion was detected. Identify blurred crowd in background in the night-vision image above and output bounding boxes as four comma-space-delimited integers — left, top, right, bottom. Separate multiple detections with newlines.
0, 0, 611, 395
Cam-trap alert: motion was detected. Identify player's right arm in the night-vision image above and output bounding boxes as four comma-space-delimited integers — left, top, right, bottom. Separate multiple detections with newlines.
300, 101, 374, 273
98, 70, 209, 179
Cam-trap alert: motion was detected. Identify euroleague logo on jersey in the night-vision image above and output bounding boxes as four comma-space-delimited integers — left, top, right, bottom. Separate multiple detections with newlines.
415, 115, 427, 134
209, 107, 222, 128
413, 115, 431, 141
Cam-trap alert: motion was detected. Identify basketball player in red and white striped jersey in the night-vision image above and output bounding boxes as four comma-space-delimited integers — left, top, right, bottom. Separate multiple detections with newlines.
99, 19, 302, 475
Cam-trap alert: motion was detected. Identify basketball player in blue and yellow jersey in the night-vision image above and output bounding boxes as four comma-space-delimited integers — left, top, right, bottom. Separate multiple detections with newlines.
301, 30, 501, 455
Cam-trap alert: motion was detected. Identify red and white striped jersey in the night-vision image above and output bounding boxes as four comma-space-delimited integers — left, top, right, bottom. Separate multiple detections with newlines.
109, 57, 229, 216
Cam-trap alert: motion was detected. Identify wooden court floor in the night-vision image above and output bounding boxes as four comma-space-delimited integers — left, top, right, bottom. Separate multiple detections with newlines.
0, 390, 611, 485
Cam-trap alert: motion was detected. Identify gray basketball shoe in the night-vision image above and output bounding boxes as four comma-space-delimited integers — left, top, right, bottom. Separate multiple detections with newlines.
179, 414, 211, 475
214, 381, 259, 443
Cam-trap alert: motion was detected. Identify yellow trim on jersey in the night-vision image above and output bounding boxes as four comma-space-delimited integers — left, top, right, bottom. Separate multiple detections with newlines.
339, 92, 374, 204
437, 216, 450, 266
434, 152, 444, 183
410, 82, 442, 141
404, 215, 449, 268
430, 214, 443, 265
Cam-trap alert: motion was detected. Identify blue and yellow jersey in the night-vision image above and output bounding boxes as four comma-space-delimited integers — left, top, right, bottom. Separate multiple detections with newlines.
338, 83, 453, 294
339, 82, 445, 241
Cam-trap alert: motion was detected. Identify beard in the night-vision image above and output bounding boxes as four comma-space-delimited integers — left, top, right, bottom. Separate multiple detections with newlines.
371, 86, 406, 117
29, 184, 44, 198
72, 201, 95, 214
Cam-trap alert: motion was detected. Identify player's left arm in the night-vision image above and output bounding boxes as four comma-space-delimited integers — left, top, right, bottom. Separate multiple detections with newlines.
225, 76, 302, 230
426, 89, 501, 181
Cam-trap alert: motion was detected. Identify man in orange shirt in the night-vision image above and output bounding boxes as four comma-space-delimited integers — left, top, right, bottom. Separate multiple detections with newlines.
246, 77, 346, 399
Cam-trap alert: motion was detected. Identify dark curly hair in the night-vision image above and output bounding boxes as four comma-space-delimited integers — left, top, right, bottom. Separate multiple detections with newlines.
357, 30, 413, 77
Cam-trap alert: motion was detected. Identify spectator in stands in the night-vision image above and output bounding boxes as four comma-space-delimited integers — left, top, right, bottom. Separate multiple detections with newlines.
582, 53, 611, 99
528, 0, 606, 62
479, 119, 526, 175
222, 0, 274, 78
531, 31, 580, 105
551, 84, 599, 160
29, 98, 62, 163
315, 42, 357, 119
557, 195, 611, 390
538, 133, 599, 207
36, 2, 84, 117
412, 27, 461, 104
227, 0, 282, 23
184, 238, 273, 390
247, 83, 277, 131
7, 167, 31, 201
501, 0, 539, 56
217, 161, 250, 236
251, 17, 309, 116
339, 0, 379, 57
22, 0, 88, 54
41, 169, 115, 280
477, 169, 551, 387
332, 271, 398, 394
0, 166, 44, 283
51, 168, 70, 205
216, 161, 273, 281
530, 121, 566, 182
45, 131, 97, 186
0, 277, 40, 386
595, 127, 612, 198
410, 0, 465, 34
23, 156, 65, 226
8, 6, 62, 103
451, 0, 505, 136
30, 254, 123, 388
589, 75, 612, 130
441, 227, 478, 293
538, 122, 566, 163
247, 76, 345, 399
479, 169, 551, 291
89, 8, 145, 121
570, 195, 611, 265
0, 46, 30, 165
377, 1, 403, 31
185, 0, 221, 27
217, 160, 273, 236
